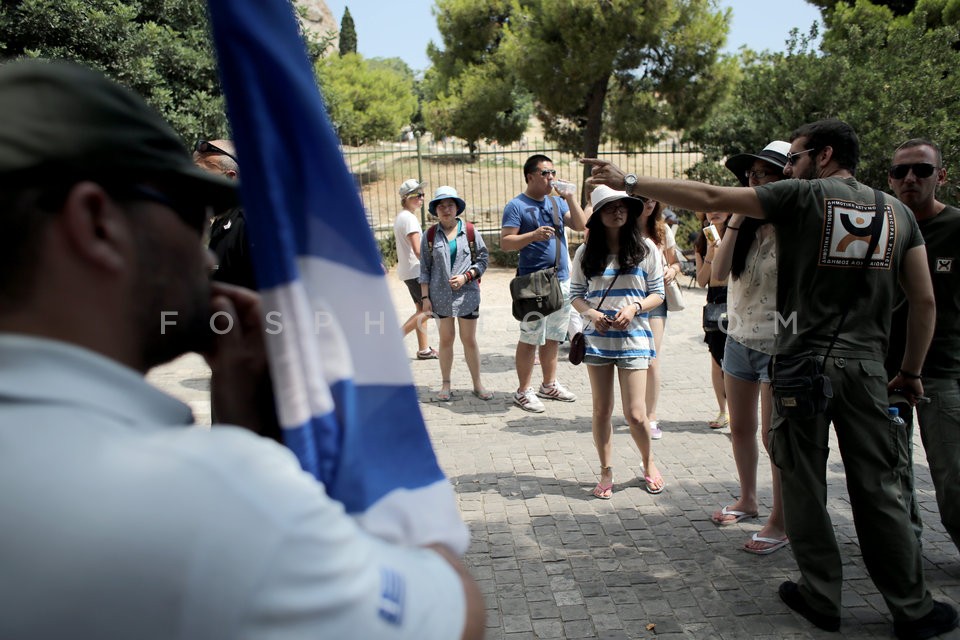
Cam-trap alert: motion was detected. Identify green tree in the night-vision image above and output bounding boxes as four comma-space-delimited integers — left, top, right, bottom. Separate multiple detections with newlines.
316, 52, 417, 145
339, 6, 357, 56
688, 2, 960, 203
0, 0, 225, 138
0, 0, 329, 141
806, 0, 918, 16
421, 0, 533, 156
425, 0, 735, 175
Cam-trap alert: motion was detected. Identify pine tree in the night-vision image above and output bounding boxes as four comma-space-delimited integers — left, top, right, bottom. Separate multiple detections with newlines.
339, 7, 357, 56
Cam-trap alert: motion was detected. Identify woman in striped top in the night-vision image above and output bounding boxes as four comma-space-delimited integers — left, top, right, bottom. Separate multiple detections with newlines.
570, 186, 665, 498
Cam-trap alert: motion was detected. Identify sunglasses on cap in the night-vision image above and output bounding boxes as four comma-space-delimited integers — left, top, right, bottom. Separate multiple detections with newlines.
195, 140, 238, 164
889, 163, 937, 180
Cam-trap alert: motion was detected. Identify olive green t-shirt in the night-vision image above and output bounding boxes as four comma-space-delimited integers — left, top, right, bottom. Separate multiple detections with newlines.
755, 177, 923, 360
888, 204, 960, 377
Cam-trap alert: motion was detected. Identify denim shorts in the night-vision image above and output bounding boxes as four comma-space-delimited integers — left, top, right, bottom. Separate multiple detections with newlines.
584, 354, 650, 370
722, 335, 771, 383
648, 303, 667, 320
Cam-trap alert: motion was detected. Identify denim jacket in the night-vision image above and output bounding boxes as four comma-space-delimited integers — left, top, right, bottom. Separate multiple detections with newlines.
419, 220, 489, 317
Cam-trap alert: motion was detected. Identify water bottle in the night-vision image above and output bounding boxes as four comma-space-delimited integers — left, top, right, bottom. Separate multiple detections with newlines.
888, 406, 906, 427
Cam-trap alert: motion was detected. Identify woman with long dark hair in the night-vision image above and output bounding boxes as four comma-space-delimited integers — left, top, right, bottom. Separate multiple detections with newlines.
570, 186, 665, 498
708, 142, 790, 555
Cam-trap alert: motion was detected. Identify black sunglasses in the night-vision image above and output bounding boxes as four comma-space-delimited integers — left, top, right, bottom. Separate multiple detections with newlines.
744, 169, 778, 180
126, 184, 212, 231
195, 140, 239, 164
538, 169, 557, 177
785, 148, 814, 166
889, 163, 937, 180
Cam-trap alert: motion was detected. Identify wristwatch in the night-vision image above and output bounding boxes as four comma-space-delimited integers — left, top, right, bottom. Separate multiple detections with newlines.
623, 173, 638, 196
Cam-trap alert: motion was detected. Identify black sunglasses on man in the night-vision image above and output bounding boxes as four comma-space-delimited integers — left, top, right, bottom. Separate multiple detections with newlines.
195, 140, 239, 164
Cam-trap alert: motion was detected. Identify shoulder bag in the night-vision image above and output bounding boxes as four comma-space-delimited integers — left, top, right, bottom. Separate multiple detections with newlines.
770, 189, 886, 418
665, 278, 685, 311
510, 197, 564, 321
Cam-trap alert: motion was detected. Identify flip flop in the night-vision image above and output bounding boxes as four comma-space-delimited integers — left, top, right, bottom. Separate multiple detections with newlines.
472, 389, 494, 401
743, 533, 789, 555
711, 505, 759, 526
592, 481, 614, 499
708, 411, 729, 429
644, 474, 665, 494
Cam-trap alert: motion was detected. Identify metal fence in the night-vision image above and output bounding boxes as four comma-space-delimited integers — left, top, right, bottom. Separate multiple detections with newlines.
341, 136, 704, 250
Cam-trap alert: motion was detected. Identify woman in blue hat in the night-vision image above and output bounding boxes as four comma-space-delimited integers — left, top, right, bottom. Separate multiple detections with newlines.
419, 186, 491, 401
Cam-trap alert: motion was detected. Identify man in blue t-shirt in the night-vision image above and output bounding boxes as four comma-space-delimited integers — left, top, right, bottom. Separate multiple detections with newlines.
501, 154, 586, 413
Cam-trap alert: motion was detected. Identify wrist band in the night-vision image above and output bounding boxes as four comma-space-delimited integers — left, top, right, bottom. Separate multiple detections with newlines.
726, 226, 740, 230
899, 369, 922, 379
703, 259, 712, 265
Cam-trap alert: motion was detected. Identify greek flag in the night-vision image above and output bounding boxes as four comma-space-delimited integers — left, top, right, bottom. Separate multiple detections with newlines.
206, 0, 469, 553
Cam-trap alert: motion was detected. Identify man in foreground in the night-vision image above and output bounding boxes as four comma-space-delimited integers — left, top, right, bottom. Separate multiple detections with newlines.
583, 119, 957, 640
0, 59, 482, 640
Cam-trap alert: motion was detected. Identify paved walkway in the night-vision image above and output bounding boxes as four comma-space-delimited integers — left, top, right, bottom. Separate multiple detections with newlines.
149, 267, 959, 640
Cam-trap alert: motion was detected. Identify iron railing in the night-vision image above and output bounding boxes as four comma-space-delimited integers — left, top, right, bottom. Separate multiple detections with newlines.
341, 136, 703, 249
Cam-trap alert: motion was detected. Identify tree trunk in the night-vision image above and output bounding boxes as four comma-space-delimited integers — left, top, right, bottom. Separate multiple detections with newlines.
580, 75, 609, 205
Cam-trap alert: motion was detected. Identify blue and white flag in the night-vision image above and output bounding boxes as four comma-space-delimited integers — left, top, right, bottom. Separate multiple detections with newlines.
206, 0, 469, 553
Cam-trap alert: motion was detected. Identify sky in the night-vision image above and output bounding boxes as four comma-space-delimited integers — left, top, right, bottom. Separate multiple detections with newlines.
323, 0, 823, 73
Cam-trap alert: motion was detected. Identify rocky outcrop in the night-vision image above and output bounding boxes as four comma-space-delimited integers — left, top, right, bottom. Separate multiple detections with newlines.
296, 0, 337, 52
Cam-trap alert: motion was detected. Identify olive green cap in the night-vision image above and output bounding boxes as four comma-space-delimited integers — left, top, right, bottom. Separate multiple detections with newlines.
0, 58, 237, 210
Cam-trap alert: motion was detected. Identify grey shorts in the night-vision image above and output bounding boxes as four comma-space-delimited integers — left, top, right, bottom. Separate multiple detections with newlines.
519, 279, 572, 346
404, 278, 422, 305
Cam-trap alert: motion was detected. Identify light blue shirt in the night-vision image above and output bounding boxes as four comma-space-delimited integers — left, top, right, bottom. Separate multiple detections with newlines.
0, 334, 465, 640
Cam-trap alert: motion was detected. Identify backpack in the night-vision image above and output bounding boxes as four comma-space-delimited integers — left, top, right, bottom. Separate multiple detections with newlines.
426, 221, 480, 283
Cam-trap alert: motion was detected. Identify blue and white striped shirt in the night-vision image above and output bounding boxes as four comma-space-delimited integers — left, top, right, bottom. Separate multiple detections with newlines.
569, 240, 665, 359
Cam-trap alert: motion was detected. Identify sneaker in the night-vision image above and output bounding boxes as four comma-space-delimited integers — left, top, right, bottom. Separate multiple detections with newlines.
537, 381, 576, 402
649, 420, 663, 440
893, 601, 958, 640
514, 388, 546, 413
416, 347, 439, 360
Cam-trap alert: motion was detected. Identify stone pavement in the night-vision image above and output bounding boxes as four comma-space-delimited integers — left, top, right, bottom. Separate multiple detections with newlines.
148, 266, 960, 640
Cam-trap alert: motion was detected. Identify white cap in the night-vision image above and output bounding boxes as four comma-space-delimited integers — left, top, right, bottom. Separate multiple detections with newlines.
398, 178, 426, 198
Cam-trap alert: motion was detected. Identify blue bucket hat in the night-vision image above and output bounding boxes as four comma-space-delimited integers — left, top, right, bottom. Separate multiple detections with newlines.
428, 185, 466, 216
